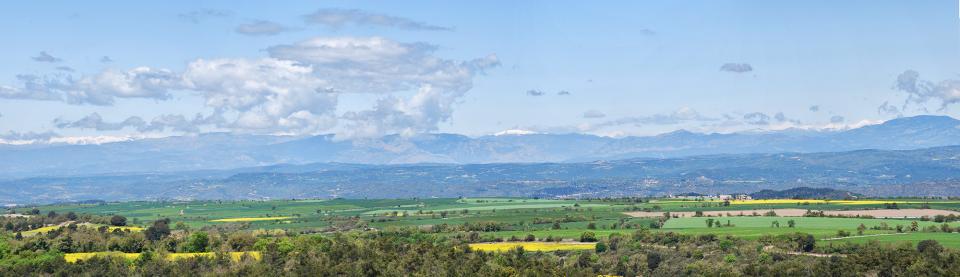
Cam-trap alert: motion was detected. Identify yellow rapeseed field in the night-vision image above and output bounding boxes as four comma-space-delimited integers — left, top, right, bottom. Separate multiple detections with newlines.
64, 251, 261, 263
210, 216, 292, 222
165, 251, 262, 261
23, 223, 144, 237
107, 226, 144, 232
468, 242, 596, 252
21, 225, 62, 236
64, 252, 141, 263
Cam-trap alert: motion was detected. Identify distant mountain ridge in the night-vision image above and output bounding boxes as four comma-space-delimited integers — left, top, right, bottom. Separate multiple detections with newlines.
1, 115, 958, 179
749, 187, 863, 200
3, 144, 960, 203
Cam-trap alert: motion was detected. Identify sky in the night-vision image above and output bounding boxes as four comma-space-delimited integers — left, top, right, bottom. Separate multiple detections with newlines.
0, 0, 958, 142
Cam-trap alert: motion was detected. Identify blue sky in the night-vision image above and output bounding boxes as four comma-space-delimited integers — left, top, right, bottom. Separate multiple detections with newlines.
0, 1, 958, 141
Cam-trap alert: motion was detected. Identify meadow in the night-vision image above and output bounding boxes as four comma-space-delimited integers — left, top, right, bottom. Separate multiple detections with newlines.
19, 197, 960, 250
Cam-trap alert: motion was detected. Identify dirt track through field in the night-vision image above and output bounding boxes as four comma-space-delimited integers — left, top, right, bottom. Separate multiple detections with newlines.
624, 208, 960, 218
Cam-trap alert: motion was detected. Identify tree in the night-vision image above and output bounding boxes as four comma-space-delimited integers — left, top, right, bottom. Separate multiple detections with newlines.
552, 222, 562, 230
706, 218, 715, 228
595, 242, 607, 253
856, 224, 866, 235
47, 211, 57, 218
646, 251, 662, 270
524, 234, 536, 242
110, 215, 127, 226
787, 220, 796, 228
65, 212, 78, 221
910, 221, 919, 232
917, 240, 943, 257
183, 232, 210, 252
580, 231, 597, 242
792, 233, 816, 252
587, 222, 596, 230
145, 219, 171, 241
771, 220, 780, 228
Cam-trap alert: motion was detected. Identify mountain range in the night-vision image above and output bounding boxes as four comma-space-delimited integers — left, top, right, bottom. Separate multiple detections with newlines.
2, 115, 959, 179
3, 144, 960, 204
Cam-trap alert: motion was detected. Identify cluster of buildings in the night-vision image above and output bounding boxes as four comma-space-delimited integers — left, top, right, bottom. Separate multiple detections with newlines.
668, 192, 752, 201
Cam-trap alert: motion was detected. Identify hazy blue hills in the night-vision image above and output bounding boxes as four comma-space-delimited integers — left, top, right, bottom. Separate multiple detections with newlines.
3, 144, 960, 203
1, 115, 958, 179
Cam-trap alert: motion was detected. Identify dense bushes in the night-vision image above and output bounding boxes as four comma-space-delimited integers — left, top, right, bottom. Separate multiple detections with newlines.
3, 216, 960, 276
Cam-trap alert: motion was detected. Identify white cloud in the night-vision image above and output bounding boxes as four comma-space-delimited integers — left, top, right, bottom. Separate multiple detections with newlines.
46, 36, 499, 137
583, 110, 606, 119
31, 51, 62, 63
587, 107, 716, 130
303, 9, 450, 31
178, 9, 233, 24
743, 112, 770, 125
877, 101, 900, 116
830, 115, 845, 123
235, 20, 290, 36
894, 70, 960, 110
720, 63, 753, 73
54, 113, 145, 131
0, 67, 183, 105
526, 89, 545, 96
181, 58, 337, 133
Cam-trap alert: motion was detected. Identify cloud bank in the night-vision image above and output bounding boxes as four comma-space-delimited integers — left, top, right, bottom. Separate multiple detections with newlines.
12, 36, 499, 137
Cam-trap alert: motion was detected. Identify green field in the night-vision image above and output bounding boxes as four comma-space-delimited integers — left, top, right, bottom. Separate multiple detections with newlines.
17, 197, 960, 250
663, 216, 944, 239
819, 232, 960, 249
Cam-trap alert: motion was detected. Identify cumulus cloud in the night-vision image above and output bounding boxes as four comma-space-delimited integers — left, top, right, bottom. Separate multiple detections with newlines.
743, 112, 771, 125
31, 51, 62, 63
0, 74, 70, 101
808, 105, 820, 112
178, 9, 233, 23
773, 112, 801, 124
557, 90, 571, 96
526, 89, 545, 96
9, 36, 499, 137
181, 58, 337, 133
54, 113, 145, 131
235, 20, 290, 36
0, 67, 184, 105
877, 101, 900, 116
583, 110, 606, 119
894, 70, 960, 110
830, 115, 845, 123
303, 8, 450, 31
720, 63, 753, 73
